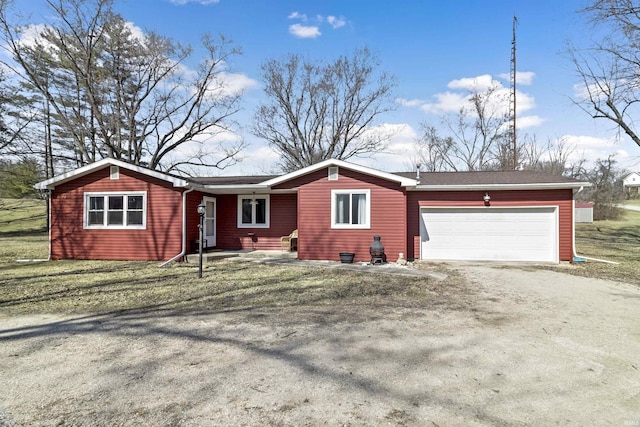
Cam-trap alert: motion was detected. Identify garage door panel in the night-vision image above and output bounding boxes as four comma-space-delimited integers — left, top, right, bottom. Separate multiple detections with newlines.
420, 207, 557, 262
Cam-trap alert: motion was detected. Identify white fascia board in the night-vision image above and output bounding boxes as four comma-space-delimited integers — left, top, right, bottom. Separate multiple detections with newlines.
34, 158, 189, 190
411, 182, 592, 191
260, 158, 417, 187
199, 184, 272, 194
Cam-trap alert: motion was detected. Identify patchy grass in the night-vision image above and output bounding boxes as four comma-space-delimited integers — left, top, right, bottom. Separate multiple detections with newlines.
0, 198, 462, 317
573, 209, 640, 284
0, 198, 47, 234
622, 198, 640, 207
0, 198, 48, 261
0, 258, 464, 317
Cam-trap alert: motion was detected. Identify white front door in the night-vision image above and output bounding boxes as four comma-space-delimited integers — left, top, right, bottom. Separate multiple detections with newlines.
203, 197, 216, 248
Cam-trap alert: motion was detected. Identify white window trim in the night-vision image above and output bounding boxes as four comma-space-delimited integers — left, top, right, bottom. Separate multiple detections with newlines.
331, 189, 371, 229
237, 194, 270, 228
83, 191, 147, 230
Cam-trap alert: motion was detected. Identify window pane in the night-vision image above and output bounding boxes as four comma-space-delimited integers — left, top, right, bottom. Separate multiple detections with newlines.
108, 211, 123, 225
89, 197, 103, 210
128, 196, 143, 210
255, 199, 266, 224
241, 199, 252, 224
108, 196, 123, 210
127, 211, 143, 225
88, 211, 103, 225
351, 193, 366, 224
336, 194, 350, 224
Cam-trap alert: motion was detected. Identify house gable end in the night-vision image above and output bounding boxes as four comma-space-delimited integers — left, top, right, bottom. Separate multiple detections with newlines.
35, 158, 189, 190
262, 159, 417, 188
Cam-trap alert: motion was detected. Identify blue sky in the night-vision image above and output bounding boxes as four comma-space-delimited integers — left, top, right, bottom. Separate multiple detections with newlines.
23, 0, 640, 174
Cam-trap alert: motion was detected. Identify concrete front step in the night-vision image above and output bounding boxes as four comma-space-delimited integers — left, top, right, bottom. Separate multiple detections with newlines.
185, 250, 297, 263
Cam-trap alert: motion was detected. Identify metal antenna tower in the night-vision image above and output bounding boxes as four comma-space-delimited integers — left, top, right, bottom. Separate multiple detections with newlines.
510, 16, 518, 170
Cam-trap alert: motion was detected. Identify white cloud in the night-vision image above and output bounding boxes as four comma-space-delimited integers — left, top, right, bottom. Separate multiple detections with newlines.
572, 80, 618, 102
515, 71, 535, 85
559, 134, 630, 166
288, 11, 307, 21
563, 134, 618, 149
498, 71, 535, 85
15, 24, 50, 49
327, 15, 346, 29
398, 74, 539, 128
395, 98, 425, 108
356, 123, 419, 172
447, 74, 496, 91
217, 143, 281, 175
287, 11, 347, 38
173, 128, 242, 157
421, 91, 469, 114
515, 91, 536, 113
209, 72, 258, 98
289, 23, 321, 39
517, 115, 545, 129
123, 21, 145, 43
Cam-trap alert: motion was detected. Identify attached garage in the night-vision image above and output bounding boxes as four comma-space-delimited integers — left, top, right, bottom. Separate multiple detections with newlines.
420, 206, 558, 262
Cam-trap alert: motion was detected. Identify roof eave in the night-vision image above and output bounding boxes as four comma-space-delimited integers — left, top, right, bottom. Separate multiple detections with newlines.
33, 158, 189, 190
410, 182, 591, 191
199, 184, 273, 194
260, 159, 417, 187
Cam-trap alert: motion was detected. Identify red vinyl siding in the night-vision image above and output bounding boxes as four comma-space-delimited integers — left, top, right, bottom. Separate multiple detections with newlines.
50, 167, 184, 261
187, 192, 297, 251
293, 168, 406, 262
406, 189, 574, 261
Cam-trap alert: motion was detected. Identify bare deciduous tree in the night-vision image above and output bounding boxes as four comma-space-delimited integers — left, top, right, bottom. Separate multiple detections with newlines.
569, 0, 640, 149
579, 154, 625, 220
414, 84, 510, 171
0, 0, 245, 175
412, 123, 454, 172
253, 47, 396, 172
520, 135, 575, 176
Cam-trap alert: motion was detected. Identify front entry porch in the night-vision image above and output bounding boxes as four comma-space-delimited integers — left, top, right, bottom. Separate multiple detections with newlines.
185, 249, 298, 263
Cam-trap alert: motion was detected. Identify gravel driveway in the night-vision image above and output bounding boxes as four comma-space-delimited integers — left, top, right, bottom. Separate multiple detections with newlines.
1, 264, 639, 426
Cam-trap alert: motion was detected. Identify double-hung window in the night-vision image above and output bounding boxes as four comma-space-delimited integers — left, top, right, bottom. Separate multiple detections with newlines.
237, 195, 270, 228
84, 192, 146, 229
331, 189, 370, 229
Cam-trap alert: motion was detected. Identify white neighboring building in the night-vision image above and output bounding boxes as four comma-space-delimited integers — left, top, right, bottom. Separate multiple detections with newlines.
623, 172, 640, 194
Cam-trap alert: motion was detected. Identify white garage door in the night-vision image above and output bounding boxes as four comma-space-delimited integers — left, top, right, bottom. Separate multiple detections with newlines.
420, 207, 558, 262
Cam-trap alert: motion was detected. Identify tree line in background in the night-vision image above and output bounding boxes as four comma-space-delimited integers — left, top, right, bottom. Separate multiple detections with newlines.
0, 0, 245, 181
0, 0, 636, 220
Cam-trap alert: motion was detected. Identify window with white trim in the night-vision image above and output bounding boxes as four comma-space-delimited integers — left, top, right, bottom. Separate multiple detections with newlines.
331, 189, 370, 229
84, 192, 146, 229
237, 195, 270, 228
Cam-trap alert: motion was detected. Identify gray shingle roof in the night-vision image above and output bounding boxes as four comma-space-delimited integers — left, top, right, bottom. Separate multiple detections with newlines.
189, 175, 277, 185
190, 169, 583, 187
394, 170, 582, 185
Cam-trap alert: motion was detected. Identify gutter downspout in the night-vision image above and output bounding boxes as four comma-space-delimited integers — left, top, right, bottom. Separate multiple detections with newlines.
160, 188, 194, 267
572, 187, 619, 265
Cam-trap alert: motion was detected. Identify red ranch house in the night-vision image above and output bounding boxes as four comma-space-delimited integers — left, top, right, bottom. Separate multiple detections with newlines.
35, 158, 589, 263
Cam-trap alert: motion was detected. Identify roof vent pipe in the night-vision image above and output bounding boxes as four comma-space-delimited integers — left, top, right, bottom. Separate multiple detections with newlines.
416, 164, 421, 183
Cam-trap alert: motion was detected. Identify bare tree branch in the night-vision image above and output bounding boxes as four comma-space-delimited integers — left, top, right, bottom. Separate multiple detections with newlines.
253, 47, 396, 172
